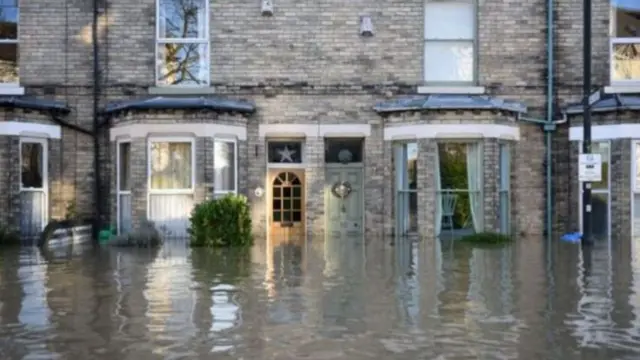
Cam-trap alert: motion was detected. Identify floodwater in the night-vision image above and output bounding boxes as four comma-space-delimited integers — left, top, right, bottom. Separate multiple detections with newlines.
0, 236, 639, 360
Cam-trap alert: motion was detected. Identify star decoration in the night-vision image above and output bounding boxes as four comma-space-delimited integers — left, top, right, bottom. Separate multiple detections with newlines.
277, 145, 296, 162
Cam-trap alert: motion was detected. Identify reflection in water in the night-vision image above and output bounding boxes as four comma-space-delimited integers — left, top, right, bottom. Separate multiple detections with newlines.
2, 237, 640, 358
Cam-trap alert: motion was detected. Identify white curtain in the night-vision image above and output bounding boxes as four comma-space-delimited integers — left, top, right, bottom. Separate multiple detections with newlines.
214, 140, 236, 193
466, 143, 483, 232
435, 148, 443, 236
150, 142, 192, 190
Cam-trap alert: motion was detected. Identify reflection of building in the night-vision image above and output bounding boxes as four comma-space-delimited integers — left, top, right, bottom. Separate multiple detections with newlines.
2, 0, 640, 244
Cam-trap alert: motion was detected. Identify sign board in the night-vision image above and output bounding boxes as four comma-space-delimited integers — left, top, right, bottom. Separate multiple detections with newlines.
579, 153, 602, 182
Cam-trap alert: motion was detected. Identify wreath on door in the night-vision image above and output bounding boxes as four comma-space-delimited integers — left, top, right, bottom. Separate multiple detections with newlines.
331, 181, 353, 199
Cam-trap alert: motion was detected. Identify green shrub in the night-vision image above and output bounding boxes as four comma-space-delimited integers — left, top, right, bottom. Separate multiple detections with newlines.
0, 225, 20, 247
458, 231, 513, 247
189, 194, 253, 248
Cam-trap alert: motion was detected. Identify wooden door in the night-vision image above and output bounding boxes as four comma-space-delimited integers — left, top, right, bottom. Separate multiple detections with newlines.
269, 170, 305, 240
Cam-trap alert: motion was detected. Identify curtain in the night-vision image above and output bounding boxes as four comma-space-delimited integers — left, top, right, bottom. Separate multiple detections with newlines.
466, 142, 483, 232
150, 142, 192, 190
435, 147, 443, 236
214, 140, 236, 193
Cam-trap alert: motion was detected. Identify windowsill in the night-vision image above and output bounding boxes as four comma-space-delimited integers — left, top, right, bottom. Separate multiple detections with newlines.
417, 86, 485, 95
0, 85, 25, 96
604, 85, 640, 94
148, 86, 216, 96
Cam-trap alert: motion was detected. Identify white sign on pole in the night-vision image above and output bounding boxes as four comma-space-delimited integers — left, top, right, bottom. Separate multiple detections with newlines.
579, 153, 602, 182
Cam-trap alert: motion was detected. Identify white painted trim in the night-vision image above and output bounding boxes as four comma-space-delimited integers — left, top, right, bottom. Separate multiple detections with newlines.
0, 85, 25, 96
604, 85, 640, 94
213, 137, 238, 194
258, 124, 372, 138
384, 124, 519, 141
417, 86, 485, 95
20, 137, 49, 232
116, 139, 131, 235
569, 124, 640, 141
0, 121, 61, 139
109, 123, 246, 141
578, 141, 611, 244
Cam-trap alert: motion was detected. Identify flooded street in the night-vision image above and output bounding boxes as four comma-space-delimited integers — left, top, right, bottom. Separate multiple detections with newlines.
1, 237, 639, 359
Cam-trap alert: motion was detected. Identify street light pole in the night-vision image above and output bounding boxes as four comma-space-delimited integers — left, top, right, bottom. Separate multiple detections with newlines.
582, 0, 593, 246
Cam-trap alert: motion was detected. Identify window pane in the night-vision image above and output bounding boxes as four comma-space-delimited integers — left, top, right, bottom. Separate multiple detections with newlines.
324, 138, 363, 163
157, 42, 208, 86
119, 142, 131, 191
499, 144, 510, 190
612, 43, 640, 81
0, 43, 18, 84
610, 1, 640, 37
406, 143, 417, 190
150, 142, 192, 190
424, 1, 474, 39
592, 193, 609, 240
214, 140, 236, 192
591, 142, 609, 190
268, 141, 303, 163
424, 41, 474, 82
635, 143, 640, 190
158, 0, 207, 39
634, 193, 640, 236
21, 143, 43, 189
0, 1, 18, 40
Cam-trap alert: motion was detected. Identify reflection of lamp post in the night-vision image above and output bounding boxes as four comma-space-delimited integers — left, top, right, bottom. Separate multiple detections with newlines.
582, 0, 593, 246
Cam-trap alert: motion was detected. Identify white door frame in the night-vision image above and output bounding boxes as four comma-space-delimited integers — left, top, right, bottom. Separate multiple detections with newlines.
578, 141, 612, 241
19, 137, 48, 231
146, 136, 196, 231
116, 139, 131, 235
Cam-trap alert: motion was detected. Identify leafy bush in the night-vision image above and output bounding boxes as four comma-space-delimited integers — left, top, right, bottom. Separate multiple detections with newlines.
0, 225, 20, 247
108, 220, 162, 248
458, 231, 513, 247
189, 194, 253, 248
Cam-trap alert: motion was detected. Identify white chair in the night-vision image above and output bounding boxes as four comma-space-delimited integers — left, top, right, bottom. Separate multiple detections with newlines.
441, 193, 458, 231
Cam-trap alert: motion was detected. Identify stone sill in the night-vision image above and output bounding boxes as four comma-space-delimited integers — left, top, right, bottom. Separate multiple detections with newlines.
417, 86, 485, 95
148, 86, 216, 95
0, 85, 25, 96
604, 85, 640, 94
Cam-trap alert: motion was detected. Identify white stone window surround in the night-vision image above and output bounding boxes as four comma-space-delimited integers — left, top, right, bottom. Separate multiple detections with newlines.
0, 0, 23, 95
155, 0, 210, 88
423, 0, 479, 89
608, 1, 640, 92
384, 123, 520, 141
109, 123, 247, 141
0, 121, 61, 139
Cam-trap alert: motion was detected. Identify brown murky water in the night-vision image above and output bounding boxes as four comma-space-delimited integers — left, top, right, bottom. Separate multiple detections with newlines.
0, 236, 639, 359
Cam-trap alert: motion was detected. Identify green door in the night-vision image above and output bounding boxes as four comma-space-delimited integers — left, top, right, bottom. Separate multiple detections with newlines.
326, 166, 363, 236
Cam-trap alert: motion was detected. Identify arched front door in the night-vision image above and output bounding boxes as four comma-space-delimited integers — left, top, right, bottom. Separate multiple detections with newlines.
269, 170, 305, 239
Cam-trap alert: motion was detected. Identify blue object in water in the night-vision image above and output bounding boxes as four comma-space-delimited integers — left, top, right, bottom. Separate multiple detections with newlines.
561, 232, 582, 243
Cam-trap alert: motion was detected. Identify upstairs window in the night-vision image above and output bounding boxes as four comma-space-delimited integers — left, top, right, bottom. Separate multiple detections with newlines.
610, 0, 640, 84
156, 0, 210, 86
424, 0, 476, 84
0, 0, 18, 86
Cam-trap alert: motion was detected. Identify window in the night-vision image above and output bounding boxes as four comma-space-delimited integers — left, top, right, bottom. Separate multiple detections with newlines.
325, 138, 364, 164
394, 142, 418, 235
118, 142, 131, 191
149, 141, 194, 190
424, 0, 475, 84
0, 0, 18, 86
214, 139, 237, 195
267, 141, 303, 164
21, 142, 43, 189
610, 0, 640, 83
156, 0, 209, 86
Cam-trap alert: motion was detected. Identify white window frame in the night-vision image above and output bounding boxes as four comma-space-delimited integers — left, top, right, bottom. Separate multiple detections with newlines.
578, 141, 611, 241
423, 0, 477, 85
155, 0, 210, 87
0, 0, 21, 92
394, 141, 418, 236
116, 139, 131, 234
213, 137, 238, 196
498, 142, 511, 235
147, 136, 196, 195
19, 137, 48, 230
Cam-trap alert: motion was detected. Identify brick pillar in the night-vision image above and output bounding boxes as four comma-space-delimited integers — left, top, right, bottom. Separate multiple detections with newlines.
305, 136, 324, 238
130, 138, 147, 231
483, 139, 499, 232
247, 123, 267, 237
364, 123, 388, 238
417, 138, 437, 243
381, 139, 395, 237
193, 137, 208, 203
7, 136, 20, 233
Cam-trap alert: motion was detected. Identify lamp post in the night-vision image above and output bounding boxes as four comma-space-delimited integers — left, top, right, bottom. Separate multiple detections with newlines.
582, 0, 593, 246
